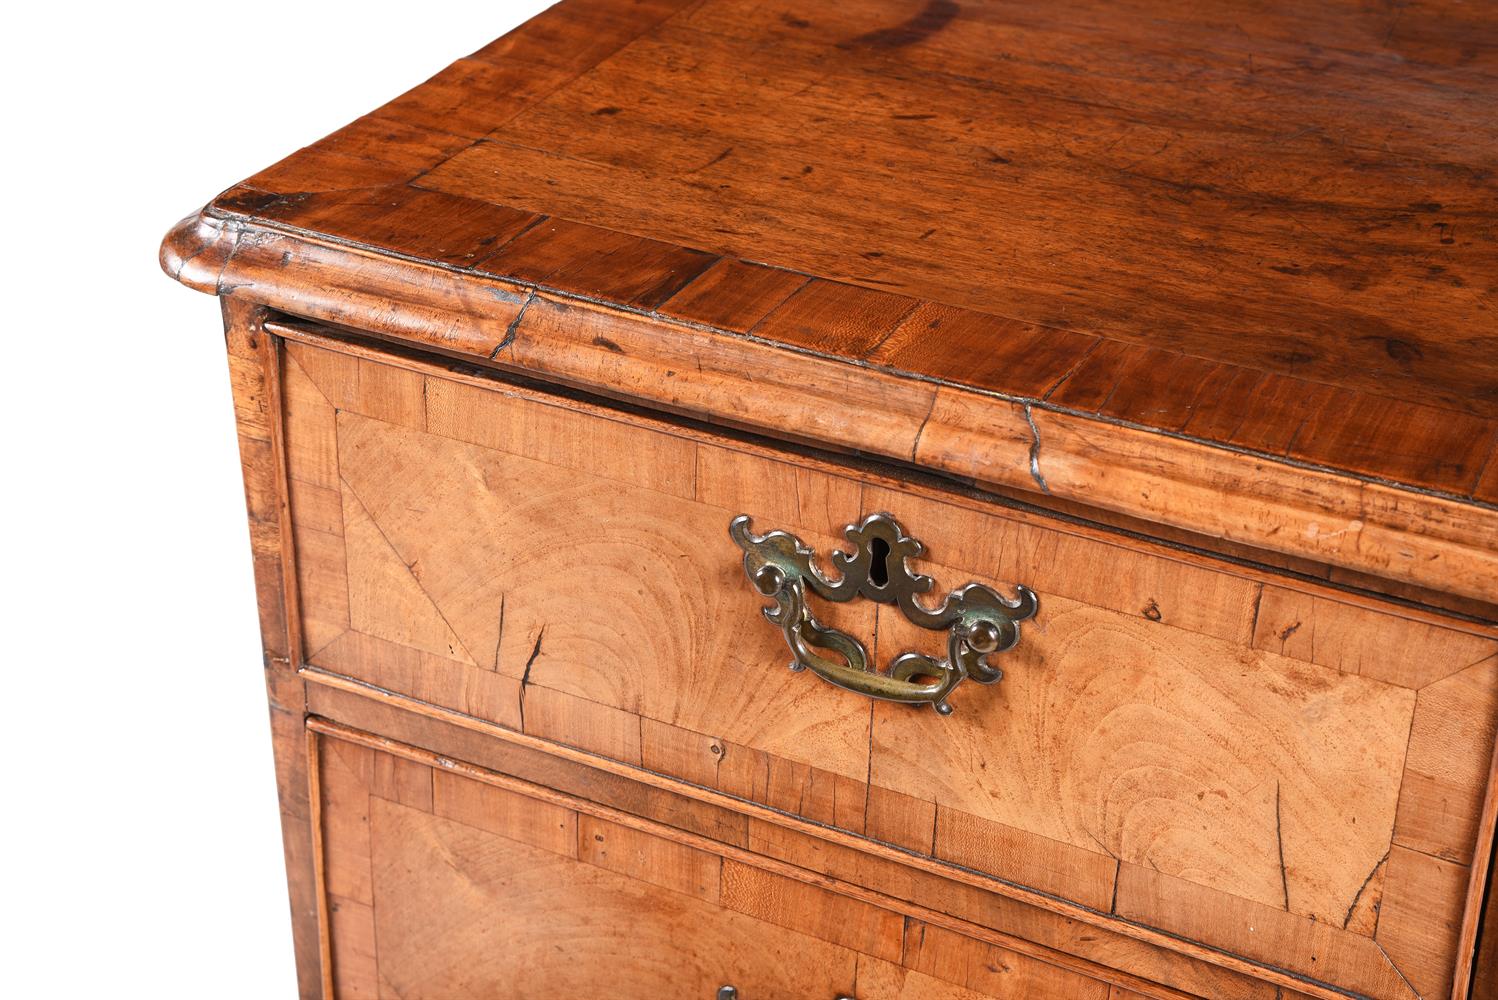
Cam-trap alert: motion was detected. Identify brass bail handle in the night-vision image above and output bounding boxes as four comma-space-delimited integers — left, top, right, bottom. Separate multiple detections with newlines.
729, 512, 1037, 715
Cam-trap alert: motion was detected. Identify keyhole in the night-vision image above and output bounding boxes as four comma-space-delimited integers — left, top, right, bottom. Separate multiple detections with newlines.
869, 536, 891, 588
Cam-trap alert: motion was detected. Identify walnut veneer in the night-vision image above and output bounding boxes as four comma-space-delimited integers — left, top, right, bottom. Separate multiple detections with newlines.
161, 3, 1498, 998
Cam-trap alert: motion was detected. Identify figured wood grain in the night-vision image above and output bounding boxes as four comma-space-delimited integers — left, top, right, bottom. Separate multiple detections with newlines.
431, 766, 576, 857
915, 385, 1498, 603
298, 356, 877, 781
852, 957, 1012, 1000
744, 818, 1276, 1000
281, 339, 1498, 997
341, 485, 475, 665
902, 921, 1110, 1000
1395, 659, 1498, 865
654, 257, 809, 332
178, 248, 1498, 603
312, 724, 1143, 1000
1377, 845, 1470, 1000
577, 813, 723, 902
1252, 586, 1498, 691
245, 184, 538, 268
306, 686, 1310, 999
274, 317, 1498, 641
720, 859, 907, 964
877, 587, 1414, 924
700, 731, 869, 833
1112, 862, 1415, 999
429, 1, 1498, 414
477, 216, 717, 308
310, 630, 521, 731
163, 16, 1498, 981
378, 789, 864, 997
219, 303, 321, 999
163, 0, 1498, 610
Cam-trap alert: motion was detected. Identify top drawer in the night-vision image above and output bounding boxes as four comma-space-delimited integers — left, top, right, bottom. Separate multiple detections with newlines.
279, 331, 1497, 1000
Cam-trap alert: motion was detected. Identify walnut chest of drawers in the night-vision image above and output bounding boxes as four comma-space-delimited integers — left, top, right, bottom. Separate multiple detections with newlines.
160, 2, 1498, 997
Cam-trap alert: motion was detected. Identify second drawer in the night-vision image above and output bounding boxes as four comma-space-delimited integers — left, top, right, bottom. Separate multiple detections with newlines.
311, 721, 1124, 999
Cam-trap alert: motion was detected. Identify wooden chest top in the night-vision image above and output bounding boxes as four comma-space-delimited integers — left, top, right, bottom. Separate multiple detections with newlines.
162, 0, 1498, 601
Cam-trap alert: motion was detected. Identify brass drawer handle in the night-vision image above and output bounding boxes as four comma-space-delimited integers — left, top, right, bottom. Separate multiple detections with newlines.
730, 513, 1036, 714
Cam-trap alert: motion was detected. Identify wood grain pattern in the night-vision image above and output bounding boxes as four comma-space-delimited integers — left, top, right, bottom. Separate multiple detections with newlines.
326, 895, 376, 1000
877, 587, 1414, 923
163, 219, 1498, 606
219, 302, 321, 999
161, 7, 1498, 992
578, 813, 722, 901
655, 257, 809, 332
162, 0, 1498, 608
305, 681, 1322, 999
903, 921, 1110, 1000
1112, 861, 1415, 999
1395, 659, 1498, 865
283, 338, 1497, 997
1252, 586, 1498, 691
1377, 845, 1470, 1000
274, 316, 1498, 630
915, 384, 1498, 603
1459, 735, 1498, 999
425, 58, 1498, 418
720, 859, 906, 964
312, 723, 1139, 999
476, 216, 717, 308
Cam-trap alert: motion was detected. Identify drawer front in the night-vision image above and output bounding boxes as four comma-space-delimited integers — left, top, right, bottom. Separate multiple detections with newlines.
284, 336, 1497, 999
311, 723, 1126, 1000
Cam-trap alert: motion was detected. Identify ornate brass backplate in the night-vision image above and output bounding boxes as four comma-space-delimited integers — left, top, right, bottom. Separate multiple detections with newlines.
729, 513, 1037, 714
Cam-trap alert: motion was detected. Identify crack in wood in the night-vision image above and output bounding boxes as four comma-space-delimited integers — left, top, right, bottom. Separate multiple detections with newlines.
517, 626, 544, 729
1342, 849, 1388, 929
1023, 403, 1050, 494
520, 627, 544, 690
490, 289, 536, 358
909, 391, 938, 463
1246, 583, 1265, 642
1275, 781, 1290, 911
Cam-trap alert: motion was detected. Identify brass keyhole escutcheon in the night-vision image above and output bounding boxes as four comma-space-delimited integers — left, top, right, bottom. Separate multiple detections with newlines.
730, 512, 1037, 714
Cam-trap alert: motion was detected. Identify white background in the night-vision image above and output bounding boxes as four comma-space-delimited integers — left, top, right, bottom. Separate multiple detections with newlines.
5, 2, 549, 994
